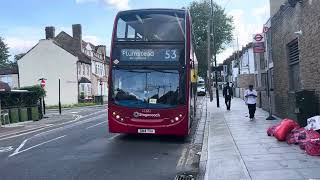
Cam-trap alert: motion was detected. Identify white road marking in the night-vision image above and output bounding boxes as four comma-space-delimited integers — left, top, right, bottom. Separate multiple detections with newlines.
0, 146, 13, 153
0, 127, 48, 141
12, 139, 28, 155
34, 114, 106, 137
0, 109, 106, 141
9, 135, 66, 157
108, 134, 121, 140
86, 121, 107, 129
176, 147, 188, 169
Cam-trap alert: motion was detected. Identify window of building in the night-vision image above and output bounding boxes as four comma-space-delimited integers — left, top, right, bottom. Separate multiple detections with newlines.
87, 84, 91, 95
1, 76, 12, 87
261, 73, 267, 89
87, 65, 90, 76
81, 84, 85, 92
260, 54, 266, 70
287, 39, 301, 91
78, 64, 81, 75
82, 64, 85, 75
95, 64, 98, 74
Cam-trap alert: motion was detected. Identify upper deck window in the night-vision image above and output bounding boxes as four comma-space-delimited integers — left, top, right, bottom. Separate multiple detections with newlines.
116, 10, 185, 42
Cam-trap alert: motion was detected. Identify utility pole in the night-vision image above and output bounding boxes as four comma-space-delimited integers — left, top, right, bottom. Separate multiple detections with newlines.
100, 79, 103, 105
211, 0, 219, 107
58, 78, 61, 115
207, 21, 213, 102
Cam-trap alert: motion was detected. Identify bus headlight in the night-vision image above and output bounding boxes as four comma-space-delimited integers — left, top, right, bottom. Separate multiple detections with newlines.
179, 114, 183, 118
175, 117, 179, 121
112, 112, 116, 116
116, 115, 120, 119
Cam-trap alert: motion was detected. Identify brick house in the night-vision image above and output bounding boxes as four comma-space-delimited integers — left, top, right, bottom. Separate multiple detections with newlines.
18, 24, 108, 105
271, 0, 320, 119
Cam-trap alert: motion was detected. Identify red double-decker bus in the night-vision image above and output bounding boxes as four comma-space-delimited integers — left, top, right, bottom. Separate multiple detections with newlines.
108, 8, 197, 136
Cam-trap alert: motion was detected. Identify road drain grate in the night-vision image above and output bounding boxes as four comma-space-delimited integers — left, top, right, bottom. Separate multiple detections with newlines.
174, 174, 195, 180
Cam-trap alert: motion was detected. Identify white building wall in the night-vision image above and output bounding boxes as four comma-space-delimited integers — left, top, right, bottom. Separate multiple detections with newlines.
18, 40, 78, 105
240, 48, 255, 74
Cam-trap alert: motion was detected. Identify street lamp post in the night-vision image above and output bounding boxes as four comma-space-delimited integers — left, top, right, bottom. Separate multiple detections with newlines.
100, 79, 103, 105
58, 78, 61, 115
210, 0, 220, 107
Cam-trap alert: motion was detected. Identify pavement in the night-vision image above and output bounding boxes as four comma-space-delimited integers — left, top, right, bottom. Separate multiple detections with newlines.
200, 96, 320, 180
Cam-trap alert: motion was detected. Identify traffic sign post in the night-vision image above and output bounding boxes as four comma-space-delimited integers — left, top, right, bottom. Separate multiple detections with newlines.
253, 33, 265, 53
38, 78, 47, 115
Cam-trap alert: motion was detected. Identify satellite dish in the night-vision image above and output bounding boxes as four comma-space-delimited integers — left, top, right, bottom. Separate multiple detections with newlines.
288, 0, 302, 7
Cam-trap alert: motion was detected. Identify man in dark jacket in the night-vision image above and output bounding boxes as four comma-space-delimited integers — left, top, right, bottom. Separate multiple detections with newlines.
223, 82, 233, 110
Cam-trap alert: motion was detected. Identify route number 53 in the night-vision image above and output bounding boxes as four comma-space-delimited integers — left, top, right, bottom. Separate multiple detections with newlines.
165, 50, 177, 60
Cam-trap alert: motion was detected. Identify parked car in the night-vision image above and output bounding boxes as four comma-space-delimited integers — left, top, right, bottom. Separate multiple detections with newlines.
197, 84, 206, 96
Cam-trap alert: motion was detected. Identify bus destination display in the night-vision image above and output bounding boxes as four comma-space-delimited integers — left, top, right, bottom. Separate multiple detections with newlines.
120, 49, 180, 61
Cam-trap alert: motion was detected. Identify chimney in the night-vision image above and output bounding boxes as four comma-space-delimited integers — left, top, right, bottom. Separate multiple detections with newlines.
97, 45, 106, 55
45, 26, 55, 39
72, 24, 82, 50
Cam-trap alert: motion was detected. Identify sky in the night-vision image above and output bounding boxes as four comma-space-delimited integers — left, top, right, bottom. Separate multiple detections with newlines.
0, 0, 270, 63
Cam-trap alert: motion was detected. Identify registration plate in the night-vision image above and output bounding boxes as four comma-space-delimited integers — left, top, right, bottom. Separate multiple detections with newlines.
138, 129, 155, 134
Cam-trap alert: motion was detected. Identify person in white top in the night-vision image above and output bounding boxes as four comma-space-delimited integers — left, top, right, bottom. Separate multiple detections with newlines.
244, 85, 258, 121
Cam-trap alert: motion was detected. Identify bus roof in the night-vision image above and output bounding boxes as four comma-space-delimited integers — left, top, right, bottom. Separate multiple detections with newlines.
117, 8, 187, 15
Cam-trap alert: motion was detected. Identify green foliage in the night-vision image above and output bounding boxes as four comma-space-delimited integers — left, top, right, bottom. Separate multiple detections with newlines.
19, 85, 46, 98
14, 53, 26, 61
0, 37, 11, 68
0, 92, 38, 108
80, 92, 85, 100
189, 1, 234, 77
47, 102, 98, 109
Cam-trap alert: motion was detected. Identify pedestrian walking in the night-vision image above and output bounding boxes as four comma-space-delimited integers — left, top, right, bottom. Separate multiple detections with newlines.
223, 82, 233, 110
244, 85, 257, 121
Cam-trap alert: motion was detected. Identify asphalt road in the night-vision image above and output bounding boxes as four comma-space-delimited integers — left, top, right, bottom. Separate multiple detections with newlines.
0, 105, 194, 180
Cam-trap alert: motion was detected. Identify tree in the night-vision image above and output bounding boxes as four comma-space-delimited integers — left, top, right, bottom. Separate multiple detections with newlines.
0, 37, 10, 67
14, 53, 26, 61
189, 1, 233, 78
11, 53, 26, 67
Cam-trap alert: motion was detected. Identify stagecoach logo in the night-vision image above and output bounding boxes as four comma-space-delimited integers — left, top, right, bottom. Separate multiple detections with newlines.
133, 112, 160, 118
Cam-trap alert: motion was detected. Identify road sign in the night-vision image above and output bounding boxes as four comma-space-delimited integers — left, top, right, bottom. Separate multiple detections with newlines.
253, 33, 265, 53
254, 34, 264, 42
253, 42, 265, 53
40, 79, 46, 88
263, 26, 269, 33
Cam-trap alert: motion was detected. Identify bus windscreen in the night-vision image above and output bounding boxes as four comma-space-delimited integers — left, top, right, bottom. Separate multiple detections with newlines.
115, 10, 185, 42
111, 68, 186, 108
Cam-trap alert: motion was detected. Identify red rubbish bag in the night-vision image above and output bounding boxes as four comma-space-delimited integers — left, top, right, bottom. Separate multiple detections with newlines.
286, 128, 306, 145
274, 119, 300, 141
299, 130, 320, 150
267, 125, 278, 136
305, 138, 320, 156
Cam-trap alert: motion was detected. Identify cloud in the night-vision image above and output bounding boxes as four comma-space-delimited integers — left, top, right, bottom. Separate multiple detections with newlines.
83, 35, 103, 45
4, 37, 37, 60
217, 4, 270, 63
76, 0, 98, 3
75, 0, 130, 10
104, 0, 130, 10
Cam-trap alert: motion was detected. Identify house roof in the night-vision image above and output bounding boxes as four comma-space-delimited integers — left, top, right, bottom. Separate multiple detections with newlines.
54, 31, 92, 64
79, 77, 91, 84
0, 66, 18, 75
